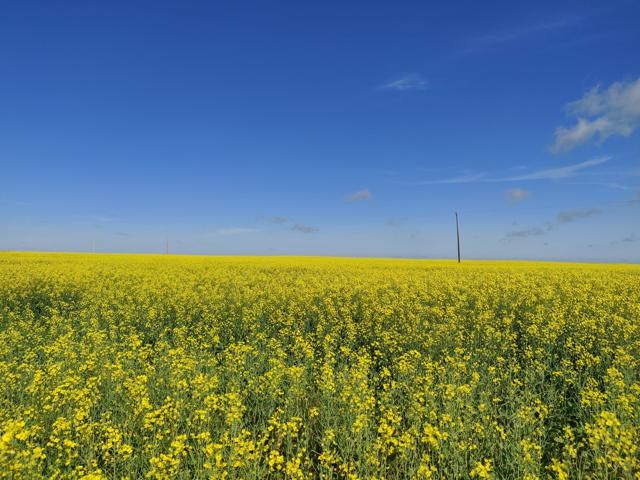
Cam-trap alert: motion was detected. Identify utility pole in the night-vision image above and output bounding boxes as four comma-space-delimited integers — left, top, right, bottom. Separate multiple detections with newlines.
455, 212, 461, 263
166, 237, 169, 255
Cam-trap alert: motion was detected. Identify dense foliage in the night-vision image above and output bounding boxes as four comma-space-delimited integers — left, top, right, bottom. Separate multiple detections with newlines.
1, 253, 639, 479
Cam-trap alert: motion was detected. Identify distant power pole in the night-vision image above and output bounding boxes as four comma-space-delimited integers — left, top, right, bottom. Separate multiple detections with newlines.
166, 238, 169, 255
455, 212, 461, 263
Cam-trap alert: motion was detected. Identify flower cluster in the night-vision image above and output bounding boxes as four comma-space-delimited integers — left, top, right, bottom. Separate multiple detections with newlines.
0, 253, 639, 478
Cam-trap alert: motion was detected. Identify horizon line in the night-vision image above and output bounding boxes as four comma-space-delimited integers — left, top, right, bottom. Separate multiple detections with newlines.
1, 249, 638, 266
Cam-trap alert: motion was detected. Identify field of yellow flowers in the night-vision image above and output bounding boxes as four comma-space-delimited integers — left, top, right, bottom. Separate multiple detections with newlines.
1, 252, 639, 479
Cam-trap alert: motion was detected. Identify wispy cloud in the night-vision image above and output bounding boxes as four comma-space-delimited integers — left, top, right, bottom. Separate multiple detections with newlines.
501, 157, 611, 181
505, 188, 530, 202
621, 233, 638, 243
464, 16, 579, 53
292, 224, 319, 234
567, 181, 630, 191
73, 213, 120, 224
380, 74, 428, 91
385, 217, 408, 227
603, 182, 631, 191
556, 207, 600, 223
609, 233, 638, 245
268, 216, 319, 233
505, 226, 548, 239
414, 173, 485, 185
551, 78, 640, 153
346, 188, 372, 202
413, 157, 610, 185
504, 206, 602, 241
211, 227, 258, 236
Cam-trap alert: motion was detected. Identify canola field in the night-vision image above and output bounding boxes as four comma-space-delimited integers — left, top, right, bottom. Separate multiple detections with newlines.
1, 253, 639, 480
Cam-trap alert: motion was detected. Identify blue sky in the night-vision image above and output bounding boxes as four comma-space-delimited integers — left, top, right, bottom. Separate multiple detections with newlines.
1, 0, 639, 261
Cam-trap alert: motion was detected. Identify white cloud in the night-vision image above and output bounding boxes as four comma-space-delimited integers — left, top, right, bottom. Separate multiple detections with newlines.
380, 74, 428, 91
551, 78, 640, 152
346, 188, 372, 202
505, 188, 529, 202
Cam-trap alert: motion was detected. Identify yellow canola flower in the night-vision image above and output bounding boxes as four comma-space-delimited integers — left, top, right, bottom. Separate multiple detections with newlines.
0, 253, 639, 479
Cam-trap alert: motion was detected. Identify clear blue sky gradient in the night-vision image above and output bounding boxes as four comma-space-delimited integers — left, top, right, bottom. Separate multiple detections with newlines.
1, 0, 639, 261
